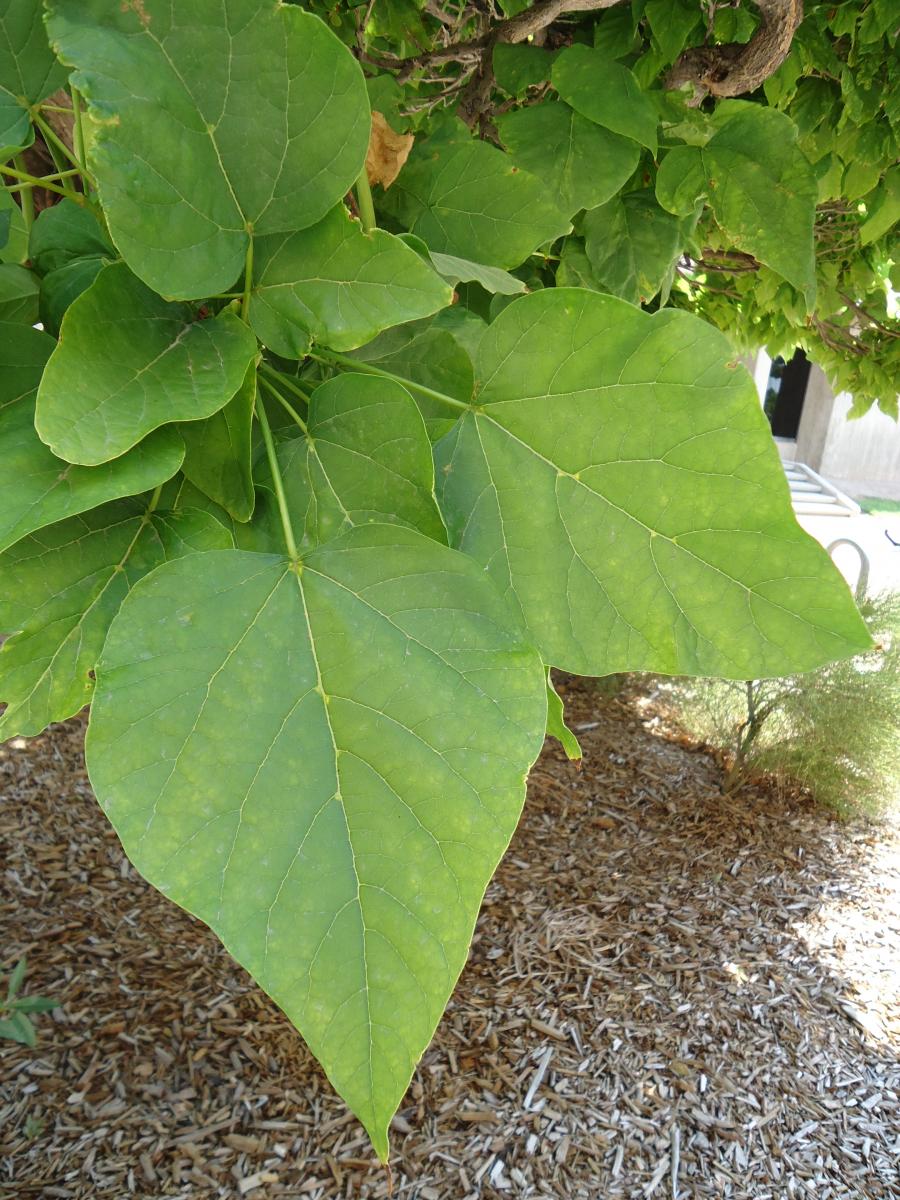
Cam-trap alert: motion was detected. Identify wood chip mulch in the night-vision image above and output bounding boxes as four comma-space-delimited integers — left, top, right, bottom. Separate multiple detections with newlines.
1, 679, 898, 1199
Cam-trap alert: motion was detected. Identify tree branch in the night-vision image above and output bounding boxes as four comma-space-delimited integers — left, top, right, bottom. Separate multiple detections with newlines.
665, 0, 803, 99
395, 0, 802, 129
397, 0, 624, 84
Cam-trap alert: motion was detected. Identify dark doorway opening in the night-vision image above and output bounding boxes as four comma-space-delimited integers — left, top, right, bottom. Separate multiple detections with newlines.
763, 348, 811, 438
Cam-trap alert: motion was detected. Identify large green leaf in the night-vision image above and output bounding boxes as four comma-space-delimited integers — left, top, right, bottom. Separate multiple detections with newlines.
583, 192, 684, 305
180, 363, 257, 522
351, 321, 475, 442
249, 206, 452, 358
36, 263, 258, 465
656, 110, 817, 305
644, 0, 702, 64
552, 45, 658, 154
0, 501, 230, 737
493, 43, 558, 96
381, 131, 571, 269
435, 289, 871, 678
0, 0, 68, 103
702, 109, 817, 306
86, 528, 546, 1158
352, 321, 480, 444
353, 322, 475, 402
0, 322, 185, 551
45, 0, 370, 299
497, 100, 640, 216
266, 373, 446, 547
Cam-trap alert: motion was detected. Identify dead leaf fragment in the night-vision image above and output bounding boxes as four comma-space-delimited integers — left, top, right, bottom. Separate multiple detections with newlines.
365, 111, 414, 190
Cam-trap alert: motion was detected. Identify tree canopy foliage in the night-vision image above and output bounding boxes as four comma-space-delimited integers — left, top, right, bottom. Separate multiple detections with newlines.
320, 0, 897, 415
0, 0, 892, 1161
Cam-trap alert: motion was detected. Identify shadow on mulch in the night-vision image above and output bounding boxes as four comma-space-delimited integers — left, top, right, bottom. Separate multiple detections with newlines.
1, 679, 898, 1199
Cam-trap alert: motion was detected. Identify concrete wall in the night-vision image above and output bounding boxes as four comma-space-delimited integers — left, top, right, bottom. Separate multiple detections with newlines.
820, 394, 900, 480
795, 365, 836, 470
790, 364, 900, 485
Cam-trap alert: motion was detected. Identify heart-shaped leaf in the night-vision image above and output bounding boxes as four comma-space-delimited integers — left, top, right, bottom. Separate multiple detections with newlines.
0, 321, 185, 551
0, 501, 230, 737
382, 130, 571, 269
497, 100, 640, 216
265, 372, 446, 547
552, 45, 658, 154
351, 320, 475, 442
435, 289, 871, 678
45, 0, 371, 299
583, 192, 684, 305
702, 108, 817, 307
86, 528, 546, 1159
249, 206, 452, 357
36, 263, 258, 465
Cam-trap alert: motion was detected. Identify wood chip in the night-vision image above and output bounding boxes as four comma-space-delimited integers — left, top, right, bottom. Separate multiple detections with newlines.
2, 682, 899, 1198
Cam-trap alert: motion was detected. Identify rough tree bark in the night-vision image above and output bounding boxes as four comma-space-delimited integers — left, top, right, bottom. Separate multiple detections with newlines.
395, 0, 804, 127
666, 0, 803, 99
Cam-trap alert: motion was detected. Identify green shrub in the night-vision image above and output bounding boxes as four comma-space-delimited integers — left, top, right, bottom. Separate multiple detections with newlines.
663, 592, 900, 815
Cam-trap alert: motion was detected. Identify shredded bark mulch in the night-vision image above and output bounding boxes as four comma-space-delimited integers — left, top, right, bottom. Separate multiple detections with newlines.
1, 680, 898, 1199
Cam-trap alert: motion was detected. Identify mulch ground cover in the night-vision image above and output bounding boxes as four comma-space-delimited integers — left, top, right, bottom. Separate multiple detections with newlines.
1, 678, 898, 1199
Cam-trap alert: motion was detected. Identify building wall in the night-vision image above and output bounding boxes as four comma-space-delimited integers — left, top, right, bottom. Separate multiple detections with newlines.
793, 365, 900, 483
795, 366, 835, 470
820, 394, 900, 480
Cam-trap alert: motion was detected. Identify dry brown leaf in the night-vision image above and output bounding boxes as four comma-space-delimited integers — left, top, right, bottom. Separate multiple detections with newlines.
365, 111, 414, 190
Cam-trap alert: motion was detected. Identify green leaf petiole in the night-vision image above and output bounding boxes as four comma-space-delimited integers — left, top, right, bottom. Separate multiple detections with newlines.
258, 373, 308, 435
255, 388, 299, 561
355, 166, 376, 234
